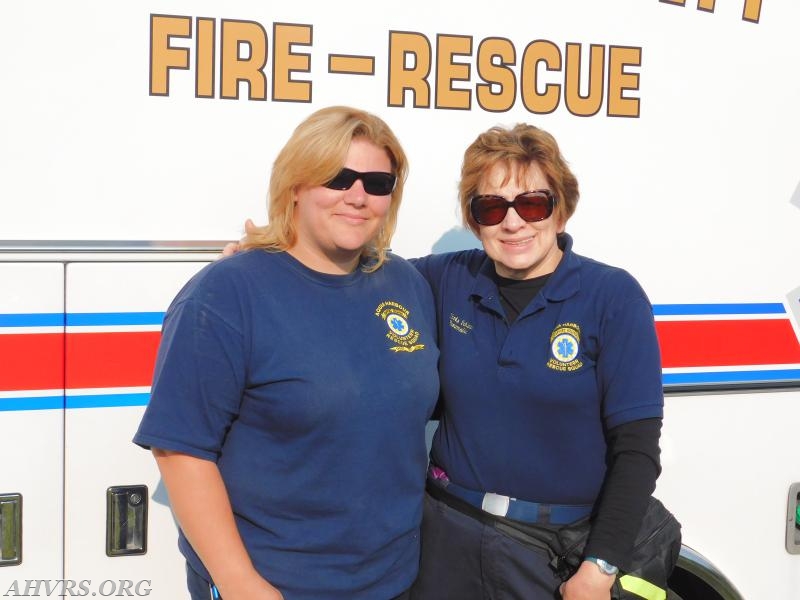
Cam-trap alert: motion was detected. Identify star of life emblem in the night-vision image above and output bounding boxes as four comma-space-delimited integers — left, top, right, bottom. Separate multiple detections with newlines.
374, 300, 425, 353
387, 314, 409, 336
547, 322, 584, 372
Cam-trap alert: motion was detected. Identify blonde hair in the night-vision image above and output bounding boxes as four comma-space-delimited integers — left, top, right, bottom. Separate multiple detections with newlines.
459, 123, 579, 233
243, 106, 408, 272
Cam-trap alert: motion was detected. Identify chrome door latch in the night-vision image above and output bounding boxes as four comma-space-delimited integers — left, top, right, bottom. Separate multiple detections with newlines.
106, 486, 148, 556
787, 482, 800, 555
0, 493, 22, 566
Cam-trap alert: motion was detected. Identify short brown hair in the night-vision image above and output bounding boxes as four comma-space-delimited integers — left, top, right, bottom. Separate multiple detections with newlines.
459, 124, 579, 233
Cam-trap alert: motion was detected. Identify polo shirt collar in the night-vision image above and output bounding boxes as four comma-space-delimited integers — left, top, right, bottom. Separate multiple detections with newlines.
470, 233, 582, 317
541, 233, 581, 302
472, 255, 505, 315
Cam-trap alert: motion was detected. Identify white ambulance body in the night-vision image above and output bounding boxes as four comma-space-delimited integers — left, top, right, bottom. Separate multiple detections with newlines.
2, 2, 799, 598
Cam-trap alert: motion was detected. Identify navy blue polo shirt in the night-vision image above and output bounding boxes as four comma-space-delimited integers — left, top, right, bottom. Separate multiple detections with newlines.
134, 250, 440, 600
412, 233, 663, 505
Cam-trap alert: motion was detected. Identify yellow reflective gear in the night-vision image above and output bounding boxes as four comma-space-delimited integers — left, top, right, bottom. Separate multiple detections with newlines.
619, 574, 667, 600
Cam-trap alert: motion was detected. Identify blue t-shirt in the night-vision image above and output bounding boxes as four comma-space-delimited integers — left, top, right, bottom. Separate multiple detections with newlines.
134, 250, 439, 600
412, 233, 663, 505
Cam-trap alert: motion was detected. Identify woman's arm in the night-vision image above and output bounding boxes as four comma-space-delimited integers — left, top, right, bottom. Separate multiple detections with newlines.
153, 449, 284, 600
583, 418, 662, 565
560, 418, 662, 599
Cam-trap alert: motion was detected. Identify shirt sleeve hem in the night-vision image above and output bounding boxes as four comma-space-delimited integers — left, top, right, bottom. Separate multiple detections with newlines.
605, 404, 663, 430
131, 434, 220, 462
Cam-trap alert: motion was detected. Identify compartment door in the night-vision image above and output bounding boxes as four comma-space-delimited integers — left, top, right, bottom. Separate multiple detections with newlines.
0, 263, 65, 589
64, 262, 208, 599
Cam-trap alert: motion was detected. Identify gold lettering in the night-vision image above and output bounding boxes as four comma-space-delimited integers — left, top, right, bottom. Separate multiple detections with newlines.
608, 46, 641, 118
520, 40, 560, 115
273, 23, 312, 102
435, 34, 472, 110
742, 0, 762, 22
149, 15, 191, 96
220, 19, 268, 100
660, 0, 762, 22
564, 43, 605, 117
476, 38, 516, 113
388, 31, 432, 107
195, 18, 215, 98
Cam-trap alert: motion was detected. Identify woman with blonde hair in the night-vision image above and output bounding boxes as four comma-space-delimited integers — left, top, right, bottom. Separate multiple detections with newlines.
135, 106, 440, 600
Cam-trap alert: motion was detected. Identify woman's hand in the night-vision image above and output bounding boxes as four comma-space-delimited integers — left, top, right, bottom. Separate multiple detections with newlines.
215, 569, 285, 600
152, 449, 283, 600
221, 219, 257, 257
559, 560, 615, 599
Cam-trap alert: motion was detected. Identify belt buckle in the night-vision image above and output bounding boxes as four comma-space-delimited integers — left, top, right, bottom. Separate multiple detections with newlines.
481, 492, 510, 517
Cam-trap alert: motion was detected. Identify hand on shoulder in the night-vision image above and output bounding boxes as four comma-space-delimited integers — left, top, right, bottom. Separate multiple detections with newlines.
221, 219, 258, 258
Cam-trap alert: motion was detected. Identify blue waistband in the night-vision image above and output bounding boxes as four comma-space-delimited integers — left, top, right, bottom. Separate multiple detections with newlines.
428, 471, 592, 526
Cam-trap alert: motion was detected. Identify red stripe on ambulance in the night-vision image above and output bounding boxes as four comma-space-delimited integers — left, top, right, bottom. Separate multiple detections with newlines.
656, 319, 800, 368
65, 331, 162, 389
5, 318, 800, 392
0, 333, 64, 391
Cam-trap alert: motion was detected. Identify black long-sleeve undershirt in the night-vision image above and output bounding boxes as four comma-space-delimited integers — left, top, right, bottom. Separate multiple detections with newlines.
583, 417, 662, 569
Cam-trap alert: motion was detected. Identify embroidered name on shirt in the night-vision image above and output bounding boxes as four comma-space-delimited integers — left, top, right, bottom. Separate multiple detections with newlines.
547, 322, 584, 372
375, 300, 425, 352
449, 313, 474, 335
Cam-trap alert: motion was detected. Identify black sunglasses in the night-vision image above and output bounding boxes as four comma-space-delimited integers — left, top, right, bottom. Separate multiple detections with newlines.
324, 168, 397, 196
469, 190, 557, 226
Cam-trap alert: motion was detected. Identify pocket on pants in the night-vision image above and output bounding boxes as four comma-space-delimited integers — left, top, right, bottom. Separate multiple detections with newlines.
483, 524, 562, 600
